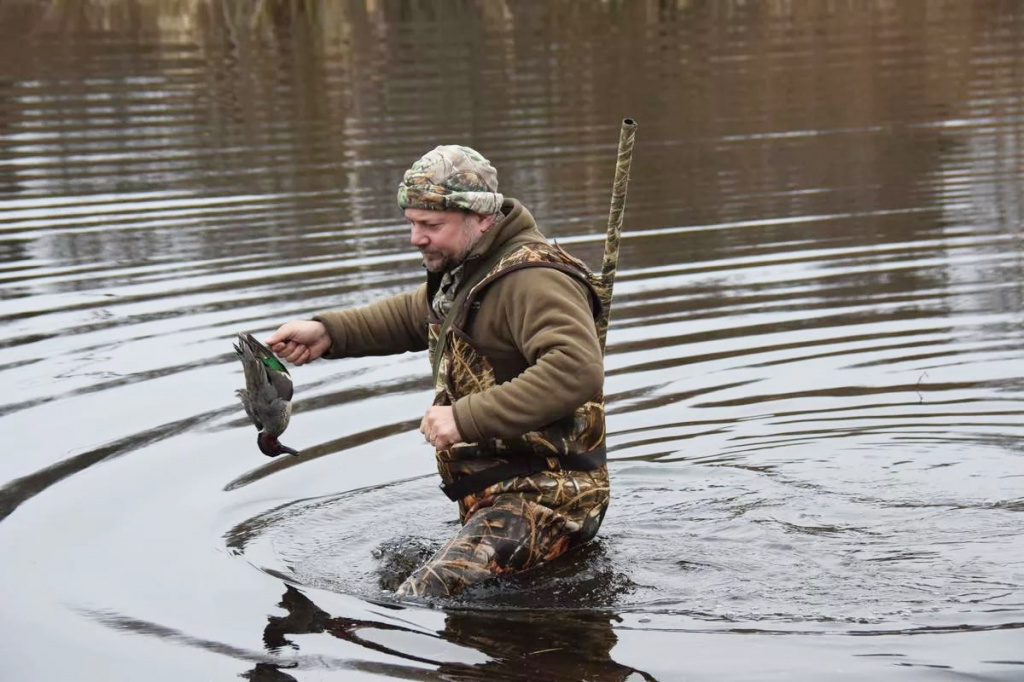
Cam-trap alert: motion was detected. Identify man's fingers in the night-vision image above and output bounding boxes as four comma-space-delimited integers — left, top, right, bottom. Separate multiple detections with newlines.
418, 407, 461, 450
265, 323, 297, 347
266, 322, 300, 351
277, 341, 305, 364
265, 321, 329, 363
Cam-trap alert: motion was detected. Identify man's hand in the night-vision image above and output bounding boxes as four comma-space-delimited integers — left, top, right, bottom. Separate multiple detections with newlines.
266, 320, 331, 366
420, 406, 462, 450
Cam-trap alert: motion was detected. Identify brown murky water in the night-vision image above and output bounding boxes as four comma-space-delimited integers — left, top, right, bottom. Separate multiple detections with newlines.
1, 1, 1023, 680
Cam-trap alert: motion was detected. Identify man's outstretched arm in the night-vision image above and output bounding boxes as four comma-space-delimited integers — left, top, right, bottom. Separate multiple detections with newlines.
267, 284, 430, 364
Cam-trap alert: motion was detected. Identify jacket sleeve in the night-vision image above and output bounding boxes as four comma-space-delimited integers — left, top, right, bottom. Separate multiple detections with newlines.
452, 267, 604, 442
312, 284, 430, 357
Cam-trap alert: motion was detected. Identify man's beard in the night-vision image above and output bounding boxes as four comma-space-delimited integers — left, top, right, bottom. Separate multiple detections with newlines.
421, 250, 464, 273
421, 230, 479, 273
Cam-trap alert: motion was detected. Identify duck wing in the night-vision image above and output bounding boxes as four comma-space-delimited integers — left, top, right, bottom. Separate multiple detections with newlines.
234, 333, 292, 433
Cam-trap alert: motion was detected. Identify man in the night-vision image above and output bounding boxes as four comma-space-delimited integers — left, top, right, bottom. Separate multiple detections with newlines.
267, 145, 609, 598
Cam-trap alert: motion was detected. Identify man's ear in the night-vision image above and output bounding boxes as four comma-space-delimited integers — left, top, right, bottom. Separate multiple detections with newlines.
479, 213, 497, 233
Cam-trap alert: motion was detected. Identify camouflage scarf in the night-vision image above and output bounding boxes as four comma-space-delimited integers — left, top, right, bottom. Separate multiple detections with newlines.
431, 262, 465, 319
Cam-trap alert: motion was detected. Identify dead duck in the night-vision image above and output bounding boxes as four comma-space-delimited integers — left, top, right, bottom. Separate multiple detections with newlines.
234, 332, 299, 457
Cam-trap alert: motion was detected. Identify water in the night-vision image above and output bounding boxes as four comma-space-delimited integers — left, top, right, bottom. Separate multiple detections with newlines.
1, 1, 1023, 680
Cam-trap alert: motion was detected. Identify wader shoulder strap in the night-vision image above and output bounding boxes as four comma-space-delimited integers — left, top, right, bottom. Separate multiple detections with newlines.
431, 240, 527, 387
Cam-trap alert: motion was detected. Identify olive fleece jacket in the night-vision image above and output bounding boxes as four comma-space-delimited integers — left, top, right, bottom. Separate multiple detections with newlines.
312, 199, 604, 443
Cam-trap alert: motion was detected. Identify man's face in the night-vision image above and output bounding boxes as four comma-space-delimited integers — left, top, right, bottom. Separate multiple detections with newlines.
406, 208, 495, 273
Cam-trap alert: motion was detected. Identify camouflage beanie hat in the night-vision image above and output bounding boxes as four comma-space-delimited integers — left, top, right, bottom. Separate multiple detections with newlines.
397, 145, 504, 215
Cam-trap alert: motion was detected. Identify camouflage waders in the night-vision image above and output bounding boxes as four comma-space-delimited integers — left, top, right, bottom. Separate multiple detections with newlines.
398, 467, 609, 598
397, 242, 610, 598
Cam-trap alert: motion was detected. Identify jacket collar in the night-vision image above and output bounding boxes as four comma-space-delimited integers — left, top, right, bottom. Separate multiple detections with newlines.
460, 198, 544, 278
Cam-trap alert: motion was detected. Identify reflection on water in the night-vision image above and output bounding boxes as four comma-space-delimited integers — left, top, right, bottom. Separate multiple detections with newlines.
251, 584, 657, 681
83, 582, 657, 681
1, 1, 1024, 680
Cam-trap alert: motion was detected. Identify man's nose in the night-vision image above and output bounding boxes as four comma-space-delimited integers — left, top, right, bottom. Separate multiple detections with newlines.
410, 225, 429, 247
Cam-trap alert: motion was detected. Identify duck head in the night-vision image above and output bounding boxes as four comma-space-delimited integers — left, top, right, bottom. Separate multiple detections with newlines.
258, 432, 299, 457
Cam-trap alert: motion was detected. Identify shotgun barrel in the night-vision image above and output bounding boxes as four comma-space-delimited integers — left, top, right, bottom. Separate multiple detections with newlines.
598, 117, 637, 355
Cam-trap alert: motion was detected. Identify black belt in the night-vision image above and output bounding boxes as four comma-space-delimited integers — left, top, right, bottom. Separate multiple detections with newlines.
438, 444, 607, 502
